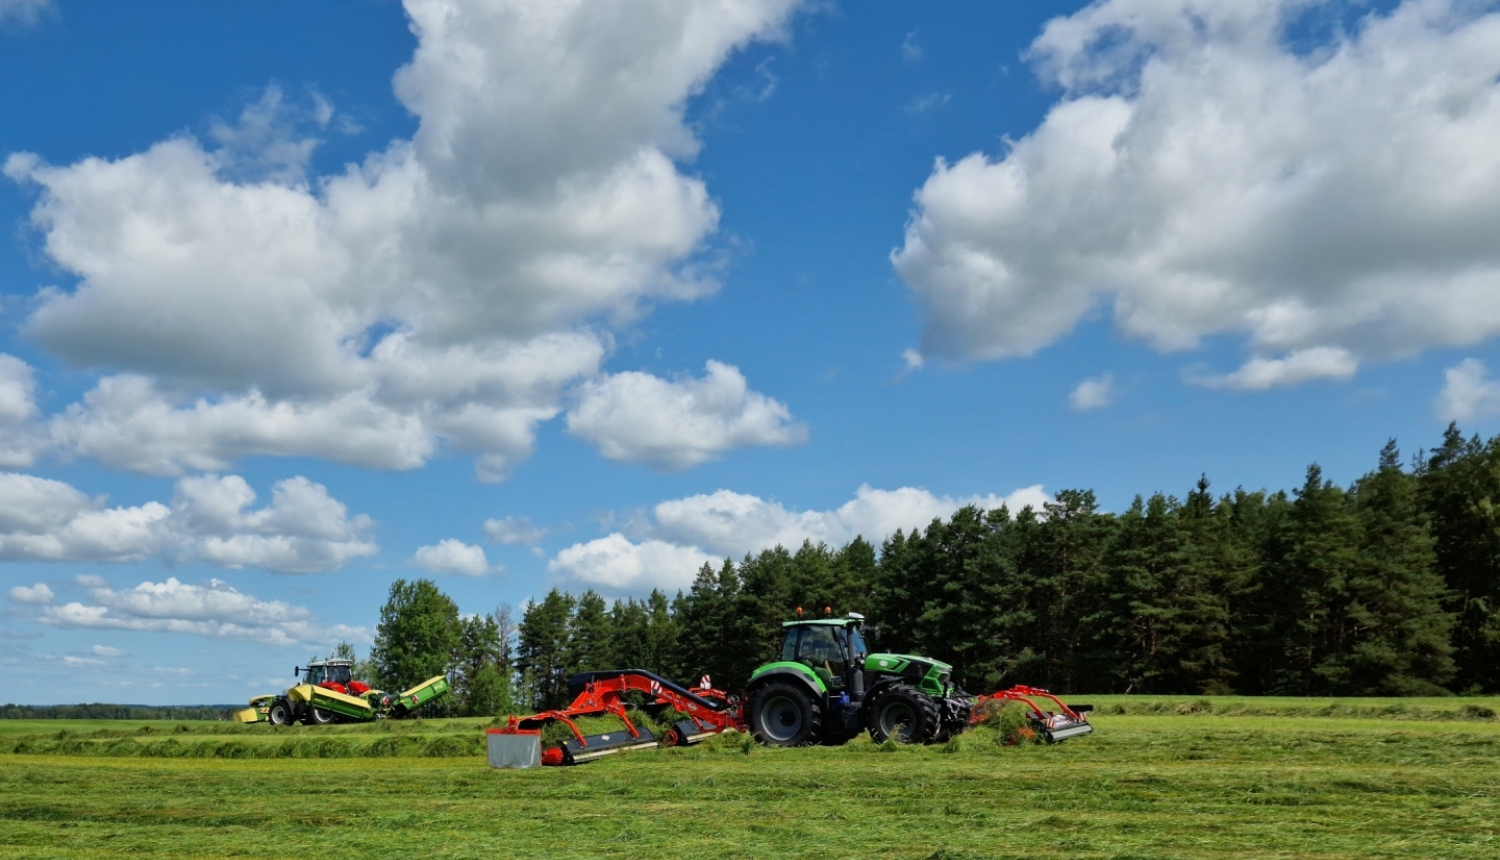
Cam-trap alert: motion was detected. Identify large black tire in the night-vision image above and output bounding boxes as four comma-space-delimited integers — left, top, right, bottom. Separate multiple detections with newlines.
748, 681, 823, 747
307, 707, 336, 725
866, 684, 940, 744
267, 699, 294, 727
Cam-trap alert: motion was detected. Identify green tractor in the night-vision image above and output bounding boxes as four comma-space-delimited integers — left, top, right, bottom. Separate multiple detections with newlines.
744, 613, 1093, 746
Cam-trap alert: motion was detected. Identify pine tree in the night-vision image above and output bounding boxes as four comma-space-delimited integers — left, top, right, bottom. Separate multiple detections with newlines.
567, 590, 615, 673
516, 590, 575, 709
455, 613, 503, 715
1279, 465, 1366, 694
1223, 487, 1293, 694
674, 561, 741, 687
1031, 490, 1115, 690
1419, 424, 1500, 692
642, 589, 679, 678
1345, 441, 1455, 694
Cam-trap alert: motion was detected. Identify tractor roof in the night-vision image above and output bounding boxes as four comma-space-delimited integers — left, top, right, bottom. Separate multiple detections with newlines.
308, 659, 354, 667
781, 617, 860, 627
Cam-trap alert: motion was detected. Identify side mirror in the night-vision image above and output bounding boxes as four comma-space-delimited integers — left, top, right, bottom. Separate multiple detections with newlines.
293, 667, 302, 677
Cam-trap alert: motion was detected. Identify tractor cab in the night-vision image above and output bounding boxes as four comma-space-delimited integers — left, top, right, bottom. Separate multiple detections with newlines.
778, 616, 869, 694
298, 657, 357, 690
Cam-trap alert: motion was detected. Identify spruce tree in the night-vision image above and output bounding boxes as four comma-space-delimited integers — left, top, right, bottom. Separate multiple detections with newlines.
1346, 441, 1455, 694
1280, 465, 1365, 694
515, 589, 575, 709
567, 590, 615, 673
1419, 424, 1500, 692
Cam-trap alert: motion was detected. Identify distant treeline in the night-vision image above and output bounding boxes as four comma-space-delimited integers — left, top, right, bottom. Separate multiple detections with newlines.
0, 704, 235, 720
509, 425, 1500, 706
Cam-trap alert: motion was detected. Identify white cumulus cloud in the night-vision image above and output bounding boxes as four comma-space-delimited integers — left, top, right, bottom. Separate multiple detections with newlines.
567, 360, 806, 470
8, 0, 804, 480
550, 483, 1050, 593
893, 0, 1500, 387
411, 539, 492, 576
1190, 347, 1358, 391
483, 516, 545, 546
0, 472, 376, 573
549, 534, 717, 592
0, 354, 43, 468
1436, 358, 1500, 423
9, 583, 53, 604
37, 577, 365, 646
1070, 373, 1115, 410
0, 0, 50, 27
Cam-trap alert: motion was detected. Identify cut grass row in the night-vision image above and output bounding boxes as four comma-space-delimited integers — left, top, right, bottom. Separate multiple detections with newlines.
3, 706, 1500, 858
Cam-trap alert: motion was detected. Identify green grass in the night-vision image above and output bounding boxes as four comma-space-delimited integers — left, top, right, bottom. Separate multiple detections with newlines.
2, 703, 1499, 859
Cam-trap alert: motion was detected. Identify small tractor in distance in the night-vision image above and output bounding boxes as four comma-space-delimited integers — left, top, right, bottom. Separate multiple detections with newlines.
234, 658, 450, 725
744, 613, 1093, 747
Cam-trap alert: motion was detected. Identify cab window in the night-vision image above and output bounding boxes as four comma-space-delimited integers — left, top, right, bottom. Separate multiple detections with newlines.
848, 627, 868, 660
795, 625, 844, 686
779, 627, 799, 662
328, 665, 352, 685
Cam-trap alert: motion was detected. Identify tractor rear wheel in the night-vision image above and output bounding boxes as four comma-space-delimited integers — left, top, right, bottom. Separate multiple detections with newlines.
267, 700, 294, 727
866, 685, 940, 744
748, 681, 822, 747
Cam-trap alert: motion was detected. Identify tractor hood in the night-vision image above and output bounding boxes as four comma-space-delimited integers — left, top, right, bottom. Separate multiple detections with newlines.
864, 653, 951, 673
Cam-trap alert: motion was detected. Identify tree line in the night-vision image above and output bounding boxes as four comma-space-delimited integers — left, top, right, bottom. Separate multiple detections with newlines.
364, 424, 1500, 714
0, 704, 237, 720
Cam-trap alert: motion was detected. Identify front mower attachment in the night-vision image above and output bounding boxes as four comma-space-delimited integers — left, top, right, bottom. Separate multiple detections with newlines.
1038, 710, 1094, 742
972, 685, 1096, 743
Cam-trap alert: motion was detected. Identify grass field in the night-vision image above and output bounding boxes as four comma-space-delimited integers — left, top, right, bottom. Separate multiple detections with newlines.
2, 696, 1498, 859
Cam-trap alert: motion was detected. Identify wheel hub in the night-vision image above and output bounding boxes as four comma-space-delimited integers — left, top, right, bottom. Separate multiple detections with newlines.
761, 695, 803, 742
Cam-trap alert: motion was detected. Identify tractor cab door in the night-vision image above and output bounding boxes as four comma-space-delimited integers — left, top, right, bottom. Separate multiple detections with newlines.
794, 625, 847, 692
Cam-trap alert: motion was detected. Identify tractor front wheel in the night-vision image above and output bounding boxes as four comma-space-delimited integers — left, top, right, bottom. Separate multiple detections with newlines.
267, 700, 294, 727
748, 682, 822, 747
866, 685, 940, 744
307, 707, 336, 725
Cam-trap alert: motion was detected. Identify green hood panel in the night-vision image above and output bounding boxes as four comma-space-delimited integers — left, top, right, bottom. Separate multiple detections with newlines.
865, 653, 951, 672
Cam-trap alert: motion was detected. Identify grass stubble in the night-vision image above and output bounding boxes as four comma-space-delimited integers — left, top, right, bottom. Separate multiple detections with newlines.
0, 696, 1497, 860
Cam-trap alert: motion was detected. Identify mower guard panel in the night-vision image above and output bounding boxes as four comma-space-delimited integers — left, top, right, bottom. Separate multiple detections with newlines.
567, 669, 728, 712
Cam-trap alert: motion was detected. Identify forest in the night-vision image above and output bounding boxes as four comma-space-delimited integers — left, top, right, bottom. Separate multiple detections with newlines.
367, 425, 1500, 715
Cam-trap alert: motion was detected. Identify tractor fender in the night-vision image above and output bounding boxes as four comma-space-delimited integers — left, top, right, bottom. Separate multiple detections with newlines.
746, 663, 828, 700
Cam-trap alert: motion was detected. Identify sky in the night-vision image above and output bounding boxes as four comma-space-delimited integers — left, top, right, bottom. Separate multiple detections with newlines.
4, 0, 1500, 705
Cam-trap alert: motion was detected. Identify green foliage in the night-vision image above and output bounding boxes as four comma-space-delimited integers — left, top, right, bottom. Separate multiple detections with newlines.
517, 589, 576, 709
370, 579, 462, 695
0, 704, 234, 720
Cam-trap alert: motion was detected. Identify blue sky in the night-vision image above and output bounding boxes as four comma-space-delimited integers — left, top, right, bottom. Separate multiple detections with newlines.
4, 0, 1500, 705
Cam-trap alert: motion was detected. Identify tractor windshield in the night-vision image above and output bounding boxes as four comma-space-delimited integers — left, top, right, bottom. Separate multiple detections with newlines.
328, 664, 352, 685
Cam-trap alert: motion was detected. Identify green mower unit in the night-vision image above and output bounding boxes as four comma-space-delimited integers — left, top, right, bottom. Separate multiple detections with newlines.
744, 614, 1093, 747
